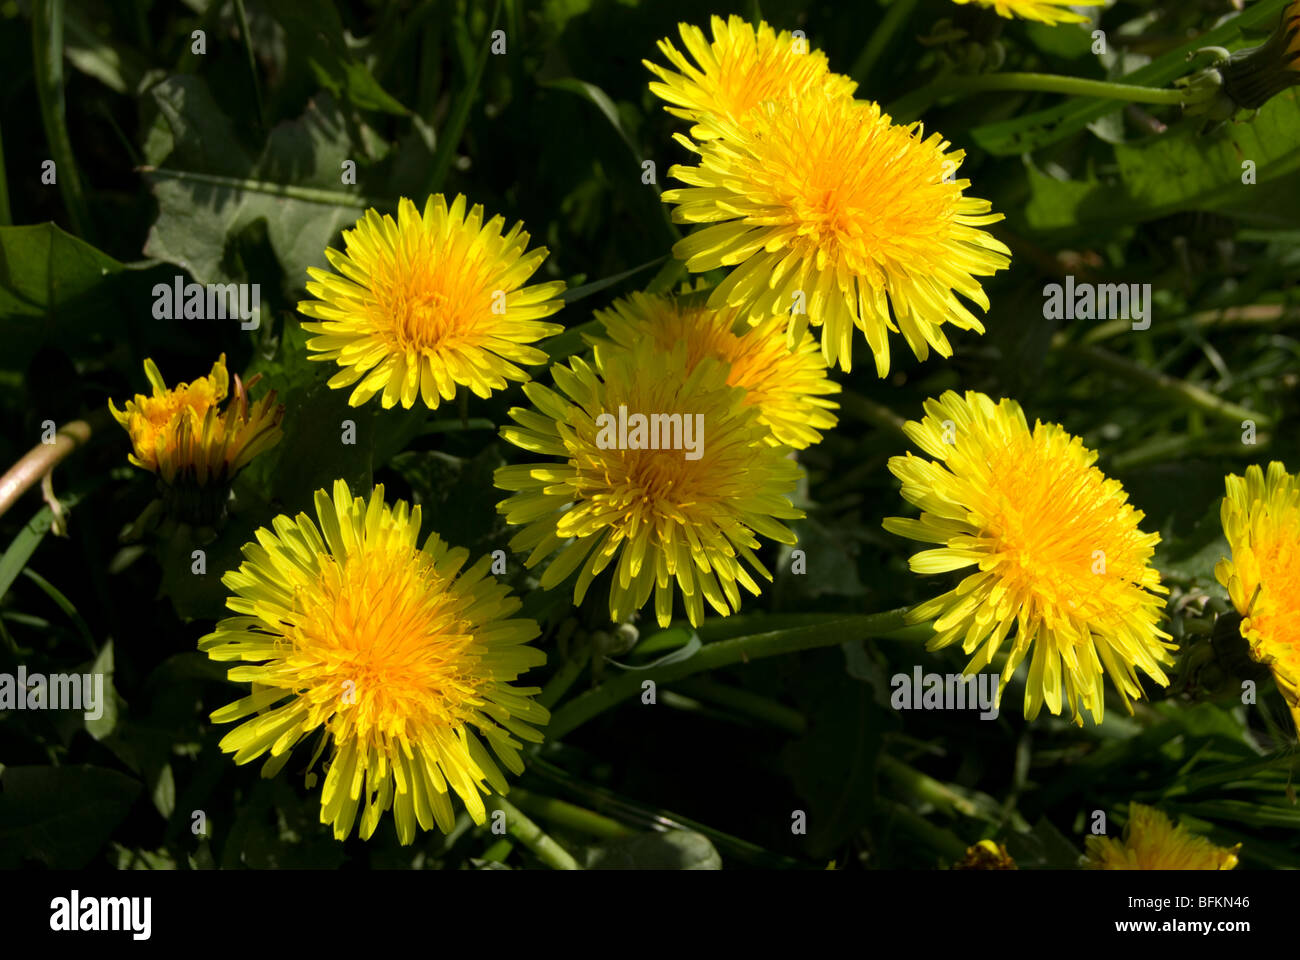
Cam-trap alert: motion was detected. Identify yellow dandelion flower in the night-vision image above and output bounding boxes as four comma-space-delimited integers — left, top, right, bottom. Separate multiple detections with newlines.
645, 14, 857, 141
495, 339, 803, 628
883, 390, 1175, 725
661, 89, 1010, 375
298, 194, 566, 410
594, 288, 840, 449
1084, 804, 1240, 870
1215, 461, 1300, 731
953, 840, 1017, 870
108, 353, 283, 487
199, 479, 549, 843
952, 0, 1103, 26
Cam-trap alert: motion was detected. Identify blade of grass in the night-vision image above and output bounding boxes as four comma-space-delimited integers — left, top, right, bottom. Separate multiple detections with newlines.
32, 0, 94, 239
560, 255, 667, 306
424, 0, 501, 195
232, 0, 267, 130
850, 0, 920, 85
20, 568, 97, 655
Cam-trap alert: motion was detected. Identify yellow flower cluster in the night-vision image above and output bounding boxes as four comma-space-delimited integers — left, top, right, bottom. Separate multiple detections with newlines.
92, 11, 1292, 857
648, 15, 1011, 375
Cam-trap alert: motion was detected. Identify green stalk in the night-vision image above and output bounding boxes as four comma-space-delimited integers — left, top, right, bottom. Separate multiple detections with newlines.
508, 788, 631, 840
1081, 303, 1299, 345
479, 837, 513, 862
839, 391, 908, 437
940, 72, 1193, 104
538, 642, 591, 710
1058, 340, 1273, 428
486, 795, 582, 869
878, 753, 981, 819
546, 608, 913, 739
890, 71, 1196, 123
885, 800, 969, 862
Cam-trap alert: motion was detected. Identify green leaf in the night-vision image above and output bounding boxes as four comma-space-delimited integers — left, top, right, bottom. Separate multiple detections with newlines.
1152, 497, 1230, 584
1004, 816, 1084, 869
389, 445, 505, 557
64, 2, 152, 95
263, 0, 409, 115
84, 639, 118, 741
584, 829, 722, 869
605, 632, 702, 671
0, 507, 57, 605
542, 78, 641, 160
0, 765, 140, 868
0, 223, 123, 370
775, 516, 869, 600
0, 484, 93, 603
144, 77, 372, 287
1168, 799, 1300, 829
20, 568, 96, 654
559, 256, 667, 306
1025, 92, 1300, 236
269, 381, 374, 516
112, 844, 179, 870
782, 652, 886, 857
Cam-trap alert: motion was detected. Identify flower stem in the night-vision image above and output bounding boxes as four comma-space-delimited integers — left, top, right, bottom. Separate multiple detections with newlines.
1056, 340, 1273, 429
479, 837, 513, 862
889, 71, 1195, 122
546, 608, 914, 740
885, 800, 970, 862
0, 410, 107, 521
1079, 303, 1300, 345
539, 641, 590, 710
839, 391, 908, 438
947, 72, 1193, 104
508, 787, 632, 840
486, 795, 583, 870
878, 754, 981, 819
